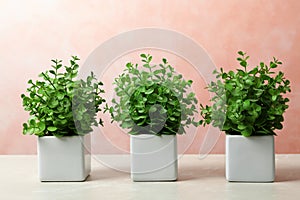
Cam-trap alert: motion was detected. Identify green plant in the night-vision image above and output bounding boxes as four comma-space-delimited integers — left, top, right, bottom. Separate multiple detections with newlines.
21, 56, 105, 137
200, 51, 291, 137
107, 54, 199, 135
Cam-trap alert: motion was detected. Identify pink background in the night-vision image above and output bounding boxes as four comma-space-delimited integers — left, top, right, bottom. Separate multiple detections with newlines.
0, 0, 299, 154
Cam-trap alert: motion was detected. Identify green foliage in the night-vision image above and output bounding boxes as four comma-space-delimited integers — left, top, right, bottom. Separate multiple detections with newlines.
21, 56, 106, 137
200, 51, 291, 137
107, 54, 198, 135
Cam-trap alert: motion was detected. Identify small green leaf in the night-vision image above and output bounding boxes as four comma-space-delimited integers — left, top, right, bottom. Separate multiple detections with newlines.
270, 62, 277, 68
38, 122, 46, 131
238, 124, 247, 130
145, 88, 154, 95
238, 51, 245, 56
240, 60, 247, 67
47, 127, 57, 132
243, 100, 250, 109
241, 128, 252, 137
49, 70, 56, 75
149, 106, 157, 113
57, 93, 64, 100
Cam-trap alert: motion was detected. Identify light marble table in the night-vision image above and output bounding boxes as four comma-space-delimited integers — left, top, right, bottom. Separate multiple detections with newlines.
1, 155, 300, 200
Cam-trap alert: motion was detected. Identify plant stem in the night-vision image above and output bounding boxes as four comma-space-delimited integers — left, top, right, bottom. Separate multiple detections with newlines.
42, 72, 56, 90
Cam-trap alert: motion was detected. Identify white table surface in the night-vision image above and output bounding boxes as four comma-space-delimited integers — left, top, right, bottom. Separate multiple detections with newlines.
1, 155, 300, 200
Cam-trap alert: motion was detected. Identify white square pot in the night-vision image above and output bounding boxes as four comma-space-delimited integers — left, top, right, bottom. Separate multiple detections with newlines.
38, 135, 91, 182
226, 135, 275, 182
130, 134, 178, 181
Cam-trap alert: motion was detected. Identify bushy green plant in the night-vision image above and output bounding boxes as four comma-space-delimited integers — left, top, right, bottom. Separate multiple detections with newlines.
200, 51, 291, 137
21, 56, 105, 137
107, 54, 198, 135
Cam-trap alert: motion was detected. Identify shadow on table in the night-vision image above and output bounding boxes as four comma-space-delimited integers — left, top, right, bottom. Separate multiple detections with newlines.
87, 163, 225, 182
178, 166, 300, 182
178, 165, 225, 181
275, 166, 300, 182
86, 167, 129, 181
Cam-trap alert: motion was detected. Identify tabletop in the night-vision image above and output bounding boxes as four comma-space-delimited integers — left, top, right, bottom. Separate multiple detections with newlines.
1, 154, 299, 200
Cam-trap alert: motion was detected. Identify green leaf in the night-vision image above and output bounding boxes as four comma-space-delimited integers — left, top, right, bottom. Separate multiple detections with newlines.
154, 69, 162, 75
58, 114, 65, 119
38, 122, 46, 132
238, 51, 245, 56
228, 71, 235, 77
131, 115, 147, 120
49, 99, 59, 108
238, 124, 247, 130
243, 100, 250, 110
47, 127, 57, 132
241, 128, 252, 137
255, 105, 261, 112
270, 62, 277, 68
149, 106, 157, 113
240, 61, 247, 67
162, 58, 167, 64
145, 88, 154, 95
57, 92, 64, 100
49, 70, 56, 75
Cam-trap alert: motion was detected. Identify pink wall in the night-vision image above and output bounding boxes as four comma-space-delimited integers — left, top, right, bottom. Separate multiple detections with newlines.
0, 0, 299, 154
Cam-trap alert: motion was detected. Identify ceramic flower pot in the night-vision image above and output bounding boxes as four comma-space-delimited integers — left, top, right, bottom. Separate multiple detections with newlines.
130, 134, 178, 181
37, 134, 91, 182
226, 135, 275, 182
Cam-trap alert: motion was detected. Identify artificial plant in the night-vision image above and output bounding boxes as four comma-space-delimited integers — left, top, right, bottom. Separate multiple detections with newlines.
21, 56, 105, 137
107, 54, 199, 135
200, 51, 291, 136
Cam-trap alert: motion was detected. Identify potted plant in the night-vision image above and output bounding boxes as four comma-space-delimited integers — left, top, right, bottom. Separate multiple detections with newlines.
107, 54, 198, 181
21, 56, 105, 181
200, 51, 291, 182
